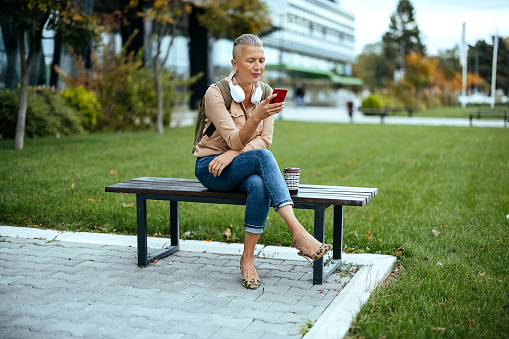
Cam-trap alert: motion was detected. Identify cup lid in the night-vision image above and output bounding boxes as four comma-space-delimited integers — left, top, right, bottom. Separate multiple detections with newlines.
284, 167, 300, 173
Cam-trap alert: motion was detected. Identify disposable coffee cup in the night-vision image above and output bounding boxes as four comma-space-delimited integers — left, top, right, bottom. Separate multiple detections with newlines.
284, 167, 301, 195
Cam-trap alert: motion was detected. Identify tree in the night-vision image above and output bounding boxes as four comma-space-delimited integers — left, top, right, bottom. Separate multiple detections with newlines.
188, 0, 271, 108
382, 0, 425, 83
353, 43, 384, 90
1, 0, 98, 150
468, 38, 509, 96
142, 0, 192, 134
403, 52, 436, 111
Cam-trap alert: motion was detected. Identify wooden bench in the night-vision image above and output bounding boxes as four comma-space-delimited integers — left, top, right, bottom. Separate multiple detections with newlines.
469, 110, 507, 127
105, 177, 378, 284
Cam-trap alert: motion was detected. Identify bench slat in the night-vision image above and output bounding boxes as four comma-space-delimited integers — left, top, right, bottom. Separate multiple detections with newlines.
130, 178, 379, 197
106, 177, 377, 207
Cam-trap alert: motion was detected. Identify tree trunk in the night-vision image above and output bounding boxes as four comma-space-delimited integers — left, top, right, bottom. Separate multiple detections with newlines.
155, 65, 164, 134
188, 5, 211, 109
28, 41, 43, 86
50, 33, 62, 87
155, 37, 164, 134
14, 31, 32, 150
416, 89, 422, 112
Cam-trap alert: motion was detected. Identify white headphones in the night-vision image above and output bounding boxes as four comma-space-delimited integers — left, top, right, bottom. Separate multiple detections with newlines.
228, 71, 263, 104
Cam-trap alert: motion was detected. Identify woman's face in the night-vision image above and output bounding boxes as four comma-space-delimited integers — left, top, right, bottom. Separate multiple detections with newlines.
232, 45, 265, 86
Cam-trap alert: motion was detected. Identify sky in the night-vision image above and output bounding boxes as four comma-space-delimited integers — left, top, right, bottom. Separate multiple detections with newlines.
340, 0, 509, 55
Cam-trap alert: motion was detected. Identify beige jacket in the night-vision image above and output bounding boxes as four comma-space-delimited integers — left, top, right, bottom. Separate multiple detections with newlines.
193, 76, 274, 158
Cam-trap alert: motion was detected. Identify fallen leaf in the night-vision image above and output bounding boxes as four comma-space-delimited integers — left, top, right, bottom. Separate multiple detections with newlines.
223, 228, 231, 237
122, 203, 134, 208
204, 239, 214, 242
432, 229, 440, 237
71, 183, 75, 189
88, 198, 94, 202
20, 245, 25, 248
32, 225, 39, 228
433, 327, 445, 333
109, 169, 119, 176
480, 245, 486, 251
480, 272, 486, 276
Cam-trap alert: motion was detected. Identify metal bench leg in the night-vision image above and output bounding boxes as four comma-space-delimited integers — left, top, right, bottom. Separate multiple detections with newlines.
312, 204, 344, 285
333, 205, 343, 261
313, 205, 325, 284
170, 201, 180, 248
145, 199, 180, 263
136, 194, 149, 267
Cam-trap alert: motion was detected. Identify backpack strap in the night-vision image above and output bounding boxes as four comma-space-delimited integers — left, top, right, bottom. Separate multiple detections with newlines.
216, 79, 233, 111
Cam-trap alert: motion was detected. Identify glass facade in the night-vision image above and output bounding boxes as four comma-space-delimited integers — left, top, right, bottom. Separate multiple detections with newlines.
262, 0, 356, 73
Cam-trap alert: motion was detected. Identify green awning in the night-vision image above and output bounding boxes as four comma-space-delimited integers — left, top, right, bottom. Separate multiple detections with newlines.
266, 64, 362, 86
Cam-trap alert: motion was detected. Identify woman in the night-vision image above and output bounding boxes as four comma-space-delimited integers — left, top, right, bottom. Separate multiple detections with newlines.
194, 34, 331, 290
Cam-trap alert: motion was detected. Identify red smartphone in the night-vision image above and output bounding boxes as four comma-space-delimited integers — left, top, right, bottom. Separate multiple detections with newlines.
270, 88, 288, 104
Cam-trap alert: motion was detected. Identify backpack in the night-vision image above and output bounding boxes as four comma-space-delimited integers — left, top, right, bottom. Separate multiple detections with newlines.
192, 79, 272, 154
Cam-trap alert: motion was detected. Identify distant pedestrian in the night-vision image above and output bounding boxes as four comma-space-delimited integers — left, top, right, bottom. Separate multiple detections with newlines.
193, 34, 331, 290
294, 82, 305, 107
347, 101, 354, 122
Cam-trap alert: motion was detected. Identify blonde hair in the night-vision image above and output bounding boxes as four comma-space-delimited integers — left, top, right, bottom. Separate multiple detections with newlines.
232, 34, 263, 60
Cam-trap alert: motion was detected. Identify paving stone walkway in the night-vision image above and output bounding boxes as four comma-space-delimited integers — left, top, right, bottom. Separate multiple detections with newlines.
0, 235, 353, 338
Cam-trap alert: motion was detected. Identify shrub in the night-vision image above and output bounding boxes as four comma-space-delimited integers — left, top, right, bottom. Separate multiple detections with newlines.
58, 33, 199, 131
0, 90, 18, 140
0, 87, 83, 140
61, 86, 101, 131
361, 94, 383, 109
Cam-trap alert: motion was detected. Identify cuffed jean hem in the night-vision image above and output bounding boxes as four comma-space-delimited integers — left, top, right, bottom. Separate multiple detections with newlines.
273, 200, 294, 212
244, 225, 265, 234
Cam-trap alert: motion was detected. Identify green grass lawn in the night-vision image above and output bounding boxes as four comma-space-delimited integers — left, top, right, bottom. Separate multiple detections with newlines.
1, 121, 508, 338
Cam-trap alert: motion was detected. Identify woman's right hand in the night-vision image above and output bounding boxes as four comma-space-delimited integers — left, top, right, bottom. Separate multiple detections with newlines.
252, 93, 285, 122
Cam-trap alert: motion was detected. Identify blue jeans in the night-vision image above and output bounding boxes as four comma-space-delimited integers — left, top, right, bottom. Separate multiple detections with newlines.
195, 149, 293, 234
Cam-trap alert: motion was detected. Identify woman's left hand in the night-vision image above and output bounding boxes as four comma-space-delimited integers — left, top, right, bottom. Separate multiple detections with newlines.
208, 150, 240, 177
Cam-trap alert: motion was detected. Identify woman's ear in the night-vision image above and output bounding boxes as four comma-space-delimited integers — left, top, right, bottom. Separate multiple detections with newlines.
231, 58, 237, 70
